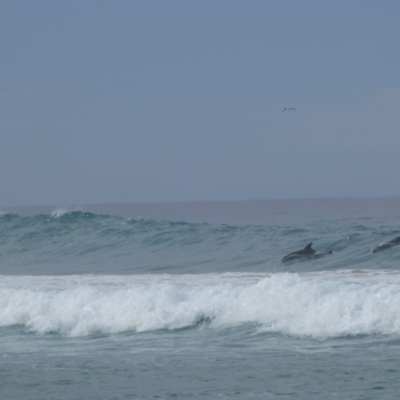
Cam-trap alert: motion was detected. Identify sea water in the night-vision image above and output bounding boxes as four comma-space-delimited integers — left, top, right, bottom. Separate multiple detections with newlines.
1, 198, 400, 399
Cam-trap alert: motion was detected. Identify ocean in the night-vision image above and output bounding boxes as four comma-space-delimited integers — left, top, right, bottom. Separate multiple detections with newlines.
1, 198, 400, 399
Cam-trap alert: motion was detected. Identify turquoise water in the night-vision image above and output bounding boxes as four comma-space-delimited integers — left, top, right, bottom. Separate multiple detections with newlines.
1, 198, 400, 399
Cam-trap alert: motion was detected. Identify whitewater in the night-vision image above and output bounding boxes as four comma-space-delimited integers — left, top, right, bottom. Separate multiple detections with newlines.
1, 198, 400, 399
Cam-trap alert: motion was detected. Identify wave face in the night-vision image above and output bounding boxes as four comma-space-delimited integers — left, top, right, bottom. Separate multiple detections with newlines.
1, 272, 400, 338
1, 204, 400, 275
1, 210, 275, 274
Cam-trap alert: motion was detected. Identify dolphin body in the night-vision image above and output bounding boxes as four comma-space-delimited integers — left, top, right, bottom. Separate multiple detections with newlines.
281, 242, 333, 263
372, 236, 400, 253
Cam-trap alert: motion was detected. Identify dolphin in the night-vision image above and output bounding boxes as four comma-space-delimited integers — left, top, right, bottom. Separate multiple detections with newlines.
281, 242, 333, 263
372, 236, 400, 253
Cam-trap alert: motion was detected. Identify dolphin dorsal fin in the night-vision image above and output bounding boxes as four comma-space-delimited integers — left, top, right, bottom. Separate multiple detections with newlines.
303, 243, 315, 254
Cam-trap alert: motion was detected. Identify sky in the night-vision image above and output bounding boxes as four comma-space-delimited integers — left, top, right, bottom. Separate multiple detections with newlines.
1, 1, 400, 207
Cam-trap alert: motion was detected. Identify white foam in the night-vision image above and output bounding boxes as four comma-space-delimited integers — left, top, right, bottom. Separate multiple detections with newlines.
1, 271, 400, 338
50, 207, 82, 217
50, 208, 69, 217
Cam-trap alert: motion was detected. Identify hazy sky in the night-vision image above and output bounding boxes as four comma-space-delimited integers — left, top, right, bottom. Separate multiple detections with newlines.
1, 1, 400, 207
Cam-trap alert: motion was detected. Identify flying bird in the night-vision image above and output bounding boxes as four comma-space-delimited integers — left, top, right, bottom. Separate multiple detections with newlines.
283, 108, 296, 112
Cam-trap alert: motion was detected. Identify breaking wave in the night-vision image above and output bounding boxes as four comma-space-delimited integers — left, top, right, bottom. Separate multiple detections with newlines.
1, 272, 400, 338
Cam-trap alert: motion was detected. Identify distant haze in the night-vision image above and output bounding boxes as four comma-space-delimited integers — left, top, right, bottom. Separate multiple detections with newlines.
1, 1, 399, 207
